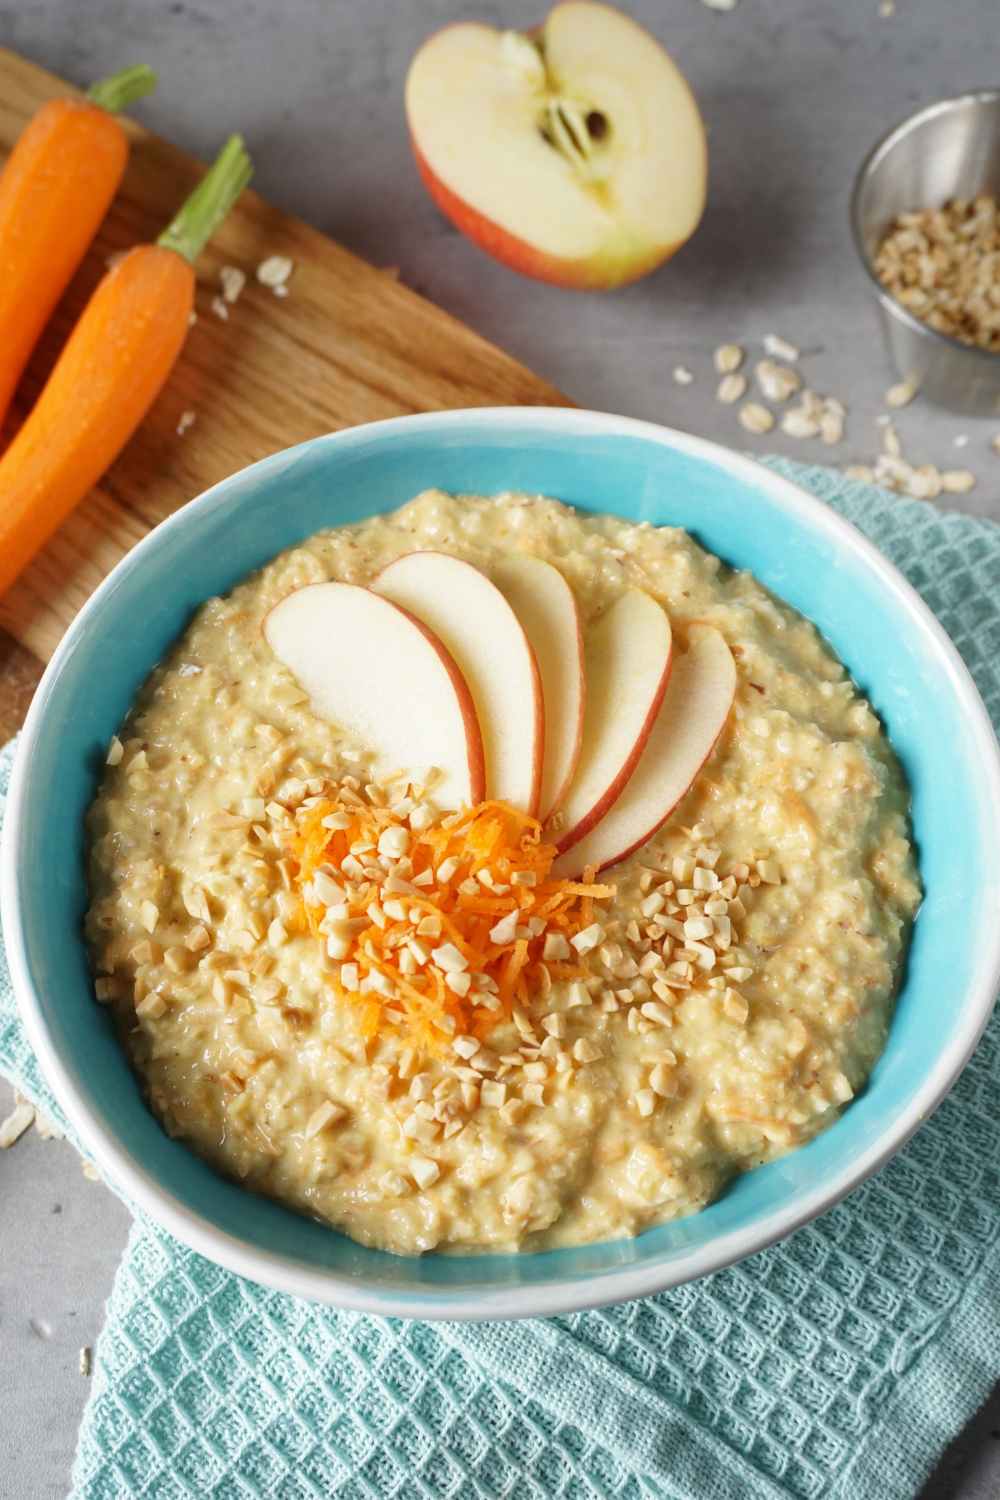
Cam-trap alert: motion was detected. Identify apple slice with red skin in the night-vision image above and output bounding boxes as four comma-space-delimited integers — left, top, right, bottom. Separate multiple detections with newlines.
406, 1, 707, 290
372, 552, 544, 815
492, 555, 585, 821
553, 624, 737, 878
554, 589, 672, 854
263, 581, 485, 811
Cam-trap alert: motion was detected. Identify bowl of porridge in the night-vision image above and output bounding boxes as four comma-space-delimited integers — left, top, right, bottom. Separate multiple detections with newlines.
4, 408, 999, 1319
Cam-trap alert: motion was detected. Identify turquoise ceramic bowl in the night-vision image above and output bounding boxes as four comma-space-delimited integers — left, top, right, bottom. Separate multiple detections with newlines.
4, 409, 1000, 1320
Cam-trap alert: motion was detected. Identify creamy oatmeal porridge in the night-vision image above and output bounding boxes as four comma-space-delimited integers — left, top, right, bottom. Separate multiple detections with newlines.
85, 491, 920, 1255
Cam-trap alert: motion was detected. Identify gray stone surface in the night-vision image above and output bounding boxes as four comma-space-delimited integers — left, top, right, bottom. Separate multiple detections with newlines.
1, 1, 998, 1495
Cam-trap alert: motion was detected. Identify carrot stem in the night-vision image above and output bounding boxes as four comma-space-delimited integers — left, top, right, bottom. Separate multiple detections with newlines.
157, 134, 252, 264
85, 64, 157, 114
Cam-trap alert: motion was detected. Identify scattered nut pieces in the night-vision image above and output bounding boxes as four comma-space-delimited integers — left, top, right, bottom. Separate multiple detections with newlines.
738, 402, 775, 435
755, 359, 801, 403
105, 735, 124, 767
941, 468, 976, 494
256, 254, 294, 292
717, 372, 747, 404
672, 365, 694, 386
763, 333, 800, 362
714, 343, 744, 373
781, 407, 820, 439
0, 1097, 35, 1148
176, 410, 196, 437
79, 1346, 93, 1378
885, 379, 917, 408
219, 265, 246, 304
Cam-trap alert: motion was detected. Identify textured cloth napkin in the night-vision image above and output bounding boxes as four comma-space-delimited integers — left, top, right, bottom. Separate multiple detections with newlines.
1, 458, 999, 1500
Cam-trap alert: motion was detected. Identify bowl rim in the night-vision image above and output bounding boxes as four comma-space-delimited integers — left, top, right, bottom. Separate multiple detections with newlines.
4, 405, 1000, 1320
849, 88, 1000, 367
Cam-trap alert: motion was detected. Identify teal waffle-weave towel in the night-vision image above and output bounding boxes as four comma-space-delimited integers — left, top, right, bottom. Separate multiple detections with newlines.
1, 458, 999, 1500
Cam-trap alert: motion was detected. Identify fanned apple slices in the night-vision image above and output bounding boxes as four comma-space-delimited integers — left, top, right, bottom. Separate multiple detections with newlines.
264, 552, 736, 873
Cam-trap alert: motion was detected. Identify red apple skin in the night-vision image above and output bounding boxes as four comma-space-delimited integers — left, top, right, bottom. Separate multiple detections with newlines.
554, 644, 673, 855
589, 718, 730, 875
411, 139, 686, 292
390, 598, 489, 806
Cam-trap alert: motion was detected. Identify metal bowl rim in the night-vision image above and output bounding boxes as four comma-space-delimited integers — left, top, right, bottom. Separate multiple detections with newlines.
849, 88, 1000, 368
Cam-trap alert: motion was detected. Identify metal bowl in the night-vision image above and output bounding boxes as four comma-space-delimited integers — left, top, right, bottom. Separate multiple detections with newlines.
850, 90, 1000, 417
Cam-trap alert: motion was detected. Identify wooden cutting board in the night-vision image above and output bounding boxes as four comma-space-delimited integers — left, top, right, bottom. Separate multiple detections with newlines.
0, 48, 566, 695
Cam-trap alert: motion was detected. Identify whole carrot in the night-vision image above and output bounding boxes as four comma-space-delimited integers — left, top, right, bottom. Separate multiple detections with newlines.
0, 135, 252, 598
0, 64, 156, 431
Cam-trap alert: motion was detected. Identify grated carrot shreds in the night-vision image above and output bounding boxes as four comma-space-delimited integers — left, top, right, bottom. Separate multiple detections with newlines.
287, 788, 615, 1055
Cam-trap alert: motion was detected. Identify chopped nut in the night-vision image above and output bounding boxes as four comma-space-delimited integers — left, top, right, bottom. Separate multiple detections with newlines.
649, 1062, 677, 1098
431, 942, 468, 973
941, 468, 976, 493
488, 911, 519, 945
304, 1100, 346, 1138
570, 922, 604, 954
755, 359, 801, 403
572, 1038, 601, 1064
256, 254, 294, 289
714, 342, 744, 373
781, 406, 820, 439
219, 264, 246, 303
763, 333, 800, 362
722, 989, 749, 1023
739, 402, 775, 435
886, 378, 917, 408
105, 735, 124, 767
139, 900, 159, 934
543, 932, 571, 961
409, 1155, 440, 1189
0, 1099, 35, 1148
672, 365, 694, 385
634, 1089, 655, 1117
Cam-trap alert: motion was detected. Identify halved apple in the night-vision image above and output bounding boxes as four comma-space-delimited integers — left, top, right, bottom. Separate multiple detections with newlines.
263, 582, 485, 810
554, 624, 736, 878
405, 2, 707, 290
492, 555, 585, 821
555, 589, 672, 854
372, 552, 544, 814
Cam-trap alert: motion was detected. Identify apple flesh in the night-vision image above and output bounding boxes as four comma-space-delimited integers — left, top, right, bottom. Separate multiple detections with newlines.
492, 555, 585, 821
406, 2, 707, 290
372, 552, 544, 814
263, 581, 486, 810
555, 588, 672, 854
553, 624, 736, 878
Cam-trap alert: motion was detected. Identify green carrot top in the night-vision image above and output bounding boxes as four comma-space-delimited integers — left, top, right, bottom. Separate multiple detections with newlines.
157, 135, 253, 265
86, 64, 157, 115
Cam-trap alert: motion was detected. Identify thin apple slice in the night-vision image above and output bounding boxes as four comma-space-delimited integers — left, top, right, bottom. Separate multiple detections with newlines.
492, 556, 585, 821
554, 624, 736, 878
372, 552, 544, 814
555, 589, 672, 854
406, 4, 707, 290
263, 582, 485, 810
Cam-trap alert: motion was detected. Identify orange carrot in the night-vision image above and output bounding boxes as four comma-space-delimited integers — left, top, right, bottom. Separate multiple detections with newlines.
0, 65, 156, 431
0, 135, 252, 598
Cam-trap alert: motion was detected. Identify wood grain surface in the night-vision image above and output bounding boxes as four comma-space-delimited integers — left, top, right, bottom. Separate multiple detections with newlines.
0, 47, 565, 713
